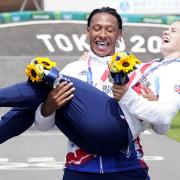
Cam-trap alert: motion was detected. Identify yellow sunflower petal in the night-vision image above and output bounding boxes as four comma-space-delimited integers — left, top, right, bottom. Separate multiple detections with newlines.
109, 51, 141, 74
40, 57, 56, 70
25, 63, 44, 83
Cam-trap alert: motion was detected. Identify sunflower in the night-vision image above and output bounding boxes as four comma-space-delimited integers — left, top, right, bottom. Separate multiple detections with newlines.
109, 52, 141, 73
33, 57, 56, 70
116, 57, 135, 73
25, 63, 44, 83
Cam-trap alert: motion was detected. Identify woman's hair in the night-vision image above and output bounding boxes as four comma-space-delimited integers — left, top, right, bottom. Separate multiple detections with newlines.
87, 7, 122, 30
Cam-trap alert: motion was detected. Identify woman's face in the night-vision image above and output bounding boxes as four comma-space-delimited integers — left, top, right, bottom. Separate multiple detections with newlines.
160, 21, 180, 58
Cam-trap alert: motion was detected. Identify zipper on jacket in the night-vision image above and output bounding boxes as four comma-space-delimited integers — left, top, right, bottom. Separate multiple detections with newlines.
99, 155, 104, 173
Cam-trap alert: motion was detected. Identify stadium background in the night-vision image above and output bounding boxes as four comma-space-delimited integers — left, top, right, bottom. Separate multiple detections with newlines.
0, 0, 180, 180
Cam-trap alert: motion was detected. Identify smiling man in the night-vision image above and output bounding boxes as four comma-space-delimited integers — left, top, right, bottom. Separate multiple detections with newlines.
86, 9, 122, 57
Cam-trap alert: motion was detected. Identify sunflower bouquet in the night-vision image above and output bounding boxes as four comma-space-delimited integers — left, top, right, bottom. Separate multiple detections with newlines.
25, 57, 63, 87
108, 52, 141, 85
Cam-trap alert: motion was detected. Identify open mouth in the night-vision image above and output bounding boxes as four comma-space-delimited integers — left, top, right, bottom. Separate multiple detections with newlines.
96, 41, 109, 51
164, 39, 169, 43
163, 37, 170, 43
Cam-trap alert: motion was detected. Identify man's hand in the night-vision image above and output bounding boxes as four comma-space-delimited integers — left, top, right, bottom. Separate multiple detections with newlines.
41, 81, 75, 117
112, 84, 128, 101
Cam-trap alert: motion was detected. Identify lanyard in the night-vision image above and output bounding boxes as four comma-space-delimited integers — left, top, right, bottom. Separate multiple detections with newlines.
87, 58, 109, 85
132, 58, 180, 92
141, 58, 180, 80
127, 62, 154, 87
87, 58, 93, 85
128, 58, 180, 88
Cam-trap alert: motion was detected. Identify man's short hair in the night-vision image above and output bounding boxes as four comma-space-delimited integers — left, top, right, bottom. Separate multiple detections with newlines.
87, 7, 122, 30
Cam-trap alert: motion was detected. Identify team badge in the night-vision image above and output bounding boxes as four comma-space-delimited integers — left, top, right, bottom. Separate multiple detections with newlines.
174, 84, 180, 94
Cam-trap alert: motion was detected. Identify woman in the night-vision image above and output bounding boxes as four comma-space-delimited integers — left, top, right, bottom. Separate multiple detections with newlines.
0, 70, 129, 154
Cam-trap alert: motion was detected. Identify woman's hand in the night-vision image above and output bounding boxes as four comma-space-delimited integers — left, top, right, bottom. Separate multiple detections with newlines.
112, 84, 158, 102
140, 87, 159, 101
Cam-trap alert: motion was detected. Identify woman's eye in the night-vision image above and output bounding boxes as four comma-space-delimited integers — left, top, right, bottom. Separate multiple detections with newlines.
171, 28, 176, 32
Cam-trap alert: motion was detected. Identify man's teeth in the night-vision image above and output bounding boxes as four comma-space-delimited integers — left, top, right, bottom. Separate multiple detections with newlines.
97, 42, 108, 49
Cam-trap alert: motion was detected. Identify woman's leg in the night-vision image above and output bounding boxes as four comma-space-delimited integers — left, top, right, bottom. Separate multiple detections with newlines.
57, 76, 129, 153
0, 81, 50, 107
0, 108, 35, 144
0, 108, 91, 153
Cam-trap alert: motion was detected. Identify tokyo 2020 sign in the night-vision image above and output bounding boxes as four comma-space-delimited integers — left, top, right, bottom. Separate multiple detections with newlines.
0, 20, 168, 64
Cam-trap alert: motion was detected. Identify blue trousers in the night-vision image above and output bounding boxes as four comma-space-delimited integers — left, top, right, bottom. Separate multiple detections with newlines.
0, 76, 129, 154
63, 168, 150, 180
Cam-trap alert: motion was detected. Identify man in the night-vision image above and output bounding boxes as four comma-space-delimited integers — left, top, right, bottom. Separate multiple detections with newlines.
35, 7, 173, 180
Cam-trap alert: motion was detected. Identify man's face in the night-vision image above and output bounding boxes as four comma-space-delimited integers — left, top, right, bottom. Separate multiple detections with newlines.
160, 21, 180, 57
86, 13, 122, 57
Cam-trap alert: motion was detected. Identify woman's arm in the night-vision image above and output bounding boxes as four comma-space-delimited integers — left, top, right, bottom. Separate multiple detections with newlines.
119, 86, 180, 126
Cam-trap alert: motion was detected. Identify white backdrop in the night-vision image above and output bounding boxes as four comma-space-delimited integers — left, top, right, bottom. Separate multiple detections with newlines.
44, 0, 180, 15
43, 0, 98, 12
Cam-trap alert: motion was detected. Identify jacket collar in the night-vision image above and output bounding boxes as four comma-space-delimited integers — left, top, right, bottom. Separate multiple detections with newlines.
89, 50, 112, 65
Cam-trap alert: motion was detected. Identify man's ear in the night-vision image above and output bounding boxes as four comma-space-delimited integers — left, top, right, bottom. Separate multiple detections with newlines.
117, 29, 122, 40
